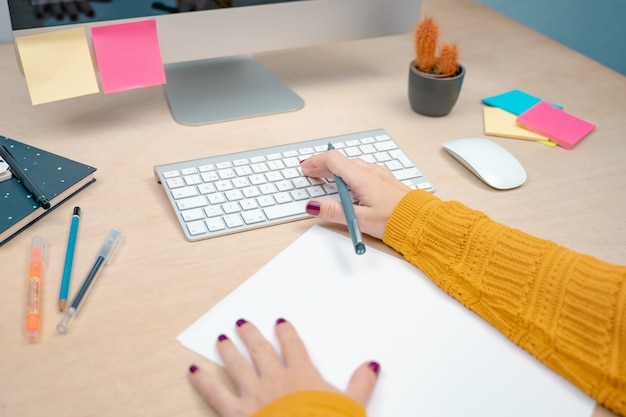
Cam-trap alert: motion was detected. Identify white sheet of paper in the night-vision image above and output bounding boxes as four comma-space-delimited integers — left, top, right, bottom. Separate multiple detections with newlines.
178, 225, 594, 417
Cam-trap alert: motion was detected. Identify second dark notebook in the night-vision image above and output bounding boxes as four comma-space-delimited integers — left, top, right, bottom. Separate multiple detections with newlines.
0, 135, 97, 247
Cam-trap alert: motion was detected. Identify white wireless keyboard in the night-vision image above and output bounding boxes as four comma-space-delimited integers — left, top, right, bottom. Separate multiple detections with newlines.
154, 129, 434, 242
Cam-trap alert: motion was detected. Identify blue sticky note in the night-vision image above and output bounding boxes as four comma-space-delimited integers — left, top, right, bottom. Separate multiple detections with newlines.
482, 89, 562, 115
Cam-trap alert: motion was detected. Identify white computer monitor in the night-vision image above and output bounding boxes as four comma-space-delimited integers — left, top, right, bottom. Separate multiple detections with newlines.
6, 0, 422, 125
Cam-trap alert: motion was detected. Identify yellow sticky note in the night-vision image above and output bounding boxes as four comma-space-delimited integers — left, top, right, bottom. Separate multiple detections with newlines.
483, 106, 556, 147
16, 28, 99, 105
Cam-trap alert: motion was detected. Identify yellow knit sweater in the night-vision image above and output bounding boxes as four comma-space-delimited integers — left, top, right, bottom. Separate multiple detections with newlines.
254, 190, 626, 416
383, 190, 626, 416
252, 391, 366, 417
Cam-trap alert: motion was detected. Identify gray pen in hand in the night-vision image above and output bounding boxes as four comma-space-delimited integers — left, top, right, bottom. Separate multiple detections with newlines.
327, 143, 366, 255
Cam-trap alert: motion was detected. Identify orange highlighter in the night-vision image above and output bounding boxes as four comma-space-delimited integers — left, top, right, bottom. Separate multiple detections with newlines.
26, 236, 47, 343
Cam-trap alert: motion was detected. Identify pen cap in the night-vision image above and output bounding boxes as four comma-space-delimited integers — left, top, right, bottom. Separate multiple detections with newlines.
98, 228, 123, 264
30, 236, 47, 271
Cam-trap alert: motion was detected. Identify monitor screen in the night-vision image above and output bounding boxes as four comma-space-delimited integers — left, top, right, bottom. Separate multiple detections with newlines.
7, 0, 422, 125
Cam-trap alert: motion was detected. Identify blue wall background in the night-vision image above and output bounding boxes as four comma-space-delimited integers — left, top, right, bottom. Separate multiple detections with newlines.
1, 0, 625, 75
476, 0, 626, 76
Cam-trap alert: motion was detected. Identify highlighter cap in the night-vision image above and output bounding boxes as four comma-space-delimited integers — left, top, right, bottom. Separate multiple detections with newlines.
30, 235, 47, 267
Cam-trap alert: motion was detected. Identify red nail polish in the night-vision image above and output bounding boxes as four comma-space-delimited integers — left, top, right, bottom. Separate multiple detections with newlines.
368, 361, 381, 376
306, 201, 321, 216
236, 318, 247, 327
276, 318, 286, 325
189, 364, 199, 374
218, 334, 228, 342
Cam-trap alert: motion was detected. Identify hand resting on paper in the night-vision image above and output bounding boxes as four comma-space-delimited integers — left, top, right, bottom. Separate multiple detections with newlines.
188, 318, 380, 417
300, 150, 411, 240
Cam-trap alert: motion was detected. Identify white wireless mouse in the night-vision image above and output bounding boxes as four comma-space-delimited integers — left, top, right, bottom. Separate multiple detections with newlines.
442, 138, 527, 190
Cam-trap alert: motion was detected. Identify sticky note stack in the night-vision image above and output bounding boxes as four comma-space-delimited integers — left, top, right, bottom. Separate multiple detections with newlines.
516, 101, 596, 149
481, 89, 595, 149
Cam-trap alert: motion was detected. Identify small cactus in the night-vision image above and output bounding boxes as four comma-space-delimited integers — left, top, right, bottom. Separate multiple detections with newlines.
414, 17, 439, 73
435, 42, 459, 77
413, 17, 460, 77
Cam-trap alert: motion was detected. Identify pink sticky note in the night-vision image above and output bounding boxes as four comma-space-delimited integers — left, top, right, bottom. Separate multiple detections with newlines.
516, 101, 595, 149
91, 20, 166, 94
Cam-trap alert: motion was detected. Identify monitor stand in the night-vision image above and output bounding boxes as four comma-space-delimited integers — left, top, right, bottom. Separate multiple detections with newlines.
163, 54, 304, 126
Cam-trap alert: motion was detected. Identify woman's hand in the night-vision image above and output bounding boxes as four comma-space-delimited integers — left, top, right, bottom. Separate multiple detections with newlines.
189, 318, 379, 417
301, 151, 411, 240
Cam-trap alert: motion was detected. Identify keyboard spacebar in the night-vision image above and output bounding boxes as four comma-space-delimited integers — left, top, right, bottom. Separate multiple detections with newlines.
263, 201, 307, 220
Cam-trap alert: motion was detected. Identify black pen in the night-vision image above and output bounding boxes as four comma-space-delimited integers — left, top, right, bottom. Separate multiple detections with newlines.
0, 145, 50, 209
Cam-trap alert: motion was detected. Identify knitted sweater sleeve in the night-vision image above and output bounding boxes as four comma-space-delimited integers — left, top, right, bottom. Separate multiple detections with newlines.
251, 391, 366, 417
382, 190, 626, 416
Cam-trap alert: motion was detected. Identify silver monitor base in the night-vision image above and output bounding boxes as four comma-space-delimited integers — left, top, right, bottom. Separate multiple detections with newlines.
163, 55, 304, 126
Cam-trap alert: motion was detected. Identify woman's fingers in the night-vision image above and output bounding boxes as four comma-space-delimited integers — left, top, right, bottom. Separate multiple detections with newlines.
236, 319, 284, 376
188, 364, 242, 417
344, 361, 381, 406
275, 318, 313, 368
216, 333, 259, 396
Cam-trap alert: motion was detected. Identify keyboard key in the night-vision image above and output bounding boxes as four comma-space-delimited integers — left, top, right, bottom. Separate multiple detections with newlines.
176, 196, 207, 210
208, 193, 226, 205
292, 177, 310, 189
282, 168, 299, 179
242, 187, 261, 198
181, 208, 205, 222
307, 186, 326, 198
235, 166, 253, 176
240, 199, 259, 210
274, 192, 292, 204
242, 209, 266, 225
225, 189, 244, 201
206, 217, 226, 232
181, 167, 198, 175
276, 180, 294, 192
172, 186, 198, 199
162, 170, 180, 179
166, 177, 185, 189
224, 214, 244, 228
218, 168, 236, 179
394, 168, 423, 181
222, 202, 241, 214
184, 174, 202, 186
187, 220, 207, 236
290, 189, 309, 201
204, 206, 223, 217
264, 201, 307, 220
198, 183, 216, 194
216, 161, 232, 169
257, 196, 275, 207
198, 164, 215, 172
201, 171, 219, 182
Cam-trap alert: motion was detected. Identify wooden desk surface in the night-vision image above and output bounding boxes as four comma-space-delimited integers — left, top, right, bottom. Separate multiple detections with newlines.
1, 1, 624, 416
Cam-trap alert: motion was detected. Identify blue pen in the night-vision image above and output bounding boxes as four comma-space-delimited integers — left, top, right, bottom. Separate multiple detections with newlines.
59, 207, 81, 311
327, 143, 366, 255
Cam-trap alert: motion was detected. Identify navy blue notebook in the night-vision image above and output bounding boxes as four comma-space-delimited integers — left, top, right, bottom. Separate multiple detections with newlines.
0, 135, 97, 247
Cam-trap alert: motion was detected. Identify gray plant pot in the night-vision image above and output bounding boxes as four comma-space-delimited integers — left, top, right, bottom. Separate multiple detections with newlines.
408, 61, 465, 117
